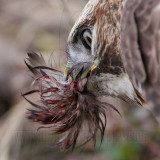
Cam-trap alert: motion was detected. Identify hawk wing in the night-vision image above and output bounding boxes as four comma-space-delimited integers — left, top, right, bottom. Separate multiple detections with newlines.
121, 0, 160, 119
121, 0, 160, 85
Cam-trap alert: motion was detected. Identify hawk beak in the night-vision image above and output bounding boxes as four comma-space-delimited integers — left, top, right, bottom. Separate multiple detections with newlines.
64, 59, 99, 81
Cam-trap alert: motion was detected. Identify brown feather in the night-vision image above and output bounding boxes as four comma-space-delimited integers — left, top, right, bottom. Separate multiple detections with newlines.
23, 53, 122, 151
121, 0, 160, 85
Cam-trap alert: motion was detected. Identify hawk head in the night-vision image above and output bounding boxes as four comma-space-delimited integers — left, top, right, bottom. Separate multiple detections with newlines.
66, 0, 144, 106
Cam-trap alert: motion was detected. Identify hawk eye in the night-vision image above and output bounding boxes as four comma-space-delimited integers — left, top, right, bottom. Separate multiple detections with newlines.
81, 29, 92, 49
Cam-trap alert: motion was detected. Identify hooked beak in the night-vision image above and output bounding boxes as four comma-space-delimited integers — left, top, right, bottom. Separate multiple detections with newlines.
64, 59, 99, 81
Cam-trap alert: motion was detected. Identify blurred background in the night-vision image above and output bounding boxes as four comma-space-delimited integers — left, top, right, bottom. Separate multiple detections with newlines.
0, 0, 160, 160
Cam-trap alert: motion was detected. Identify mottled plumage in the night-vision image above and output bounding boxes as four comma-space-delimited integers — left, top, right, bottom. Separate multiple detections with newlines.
121, 0, 160, 120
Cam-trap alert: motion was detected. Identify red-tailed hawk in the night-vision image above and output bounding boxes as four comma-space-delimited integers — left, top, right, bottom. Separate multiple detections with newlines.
24, 0, 160, 150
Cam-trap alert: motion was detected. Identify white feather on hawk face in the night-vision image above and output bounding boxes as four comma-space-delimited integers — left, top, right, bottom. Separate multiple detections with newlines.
24, 0, 160, 150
